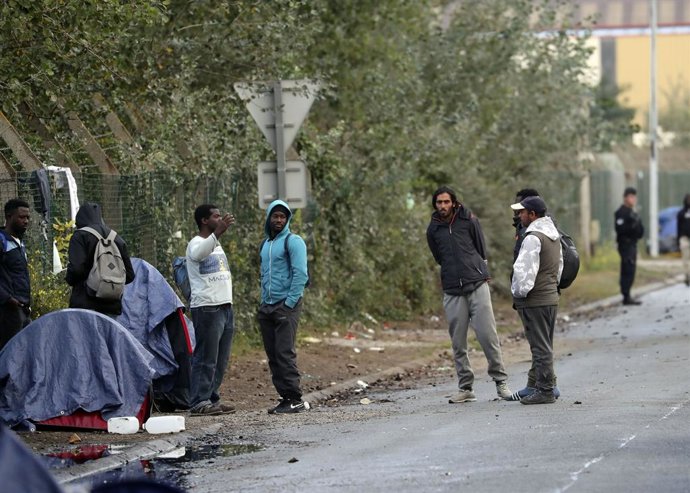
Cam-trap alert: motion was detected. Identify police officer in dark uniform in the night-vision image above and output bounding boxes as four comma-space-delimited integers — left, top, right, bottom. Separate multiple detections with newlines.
615, 187, 644, 305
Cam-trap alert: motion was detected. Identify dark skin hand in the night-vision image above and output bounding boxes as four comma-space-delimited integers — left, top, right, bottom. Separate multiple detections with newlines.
214, 213, 235, 237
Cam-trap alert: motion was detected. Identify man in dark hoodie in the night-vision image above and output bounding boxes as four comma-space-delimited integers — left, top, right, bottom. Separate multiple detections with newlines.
259, 200, 309, 414
677, 193, 690, 287
426, 186, 512, 403
0, 199, 32, 352
66, 202, 135, 316
614, 187, 644, 305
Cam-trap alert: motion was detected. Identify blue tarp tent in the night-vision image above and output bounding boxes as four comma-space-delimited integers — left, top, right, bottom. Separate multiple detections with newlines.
0, 309, 155, 428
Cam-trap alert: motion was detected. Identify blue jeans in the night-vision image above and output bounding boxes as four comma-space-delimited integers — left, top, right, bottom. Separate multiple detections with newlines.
190, 303, 234, 407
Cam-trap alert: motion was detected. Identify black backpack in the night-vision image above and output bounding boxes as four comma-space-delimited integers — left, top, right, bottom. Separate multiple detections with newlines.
558, 229, 580, 290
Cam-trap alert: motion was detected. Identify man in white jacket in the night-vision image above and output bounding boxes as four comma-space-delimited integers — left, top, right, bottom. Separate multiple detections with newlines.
186, 204, 236, 415
510, 196, 563, 405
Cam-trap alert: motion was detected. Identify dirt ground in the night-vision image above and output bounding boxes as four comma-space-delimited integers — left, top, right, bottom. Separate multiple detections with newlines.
18, 308, 536, 454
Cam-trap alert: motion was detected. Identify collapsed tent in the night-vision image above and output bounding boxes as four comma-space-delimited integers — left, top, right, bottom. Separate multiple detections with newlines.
117, 258, 195, 411
0, 309, 155, 429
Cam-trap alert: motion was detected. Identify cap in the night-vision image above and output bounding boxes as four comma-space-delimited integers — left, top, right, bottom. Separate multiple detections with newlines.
510, 195, 547, 214
623, 187, 637, 196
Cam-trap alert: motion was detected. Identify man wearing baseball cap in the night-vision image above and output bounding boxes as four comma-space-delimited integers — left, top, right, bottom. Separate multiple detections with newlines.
510, 196, 563, 405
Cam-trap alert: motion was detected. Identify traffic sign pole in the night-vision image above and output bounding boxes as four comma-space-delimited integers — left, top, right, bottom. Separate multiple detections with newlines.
273, 81, 287, 201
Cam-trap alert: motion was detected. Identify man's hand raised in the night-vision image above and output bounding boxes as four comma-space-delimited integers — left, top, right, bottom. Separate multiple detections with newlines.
214, 213, 235, 238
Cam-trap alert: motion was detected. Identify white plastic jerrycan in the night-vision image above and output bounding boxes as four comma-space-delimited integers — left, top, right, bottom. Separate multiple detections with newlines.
143, 415, 186, 434
107, 416, 140, 434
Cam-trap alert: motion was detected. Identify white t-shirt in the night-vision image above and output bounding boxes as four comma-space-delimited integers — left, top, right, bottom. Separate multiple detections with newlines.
186, 233, 233, 308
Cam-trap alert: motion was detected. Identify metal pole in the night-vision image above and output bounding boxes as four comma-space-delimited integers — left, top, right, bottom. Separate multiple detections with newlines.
649, 0, 659, 257
273, 80, 287, 201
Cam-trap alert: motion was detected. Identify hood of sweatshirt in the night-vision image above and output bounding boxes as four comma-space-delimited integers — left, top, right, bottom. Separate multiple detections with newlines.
525, 216, 559, 241
75, 202, 110, 235
264, 199, 292, 239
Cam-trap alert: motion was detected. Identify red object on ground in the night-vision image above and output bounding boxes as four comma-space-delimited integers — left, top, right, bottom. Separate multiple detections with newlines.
36, 394, 151, 431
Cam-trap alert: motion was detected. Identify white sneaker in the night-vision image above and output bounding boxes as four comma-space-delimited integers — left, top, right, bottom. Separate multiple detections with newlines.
496, 381, 512, 400
448, 389, 476, 403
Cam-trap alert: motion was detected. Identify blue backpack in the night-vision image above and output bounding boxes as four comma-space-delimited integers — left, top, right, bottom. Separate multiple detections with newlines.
172, 256, 191, 301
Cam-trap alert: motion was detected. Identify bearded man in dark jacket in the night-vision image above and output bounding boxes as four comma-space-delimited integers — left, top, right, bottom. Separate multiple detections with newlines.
426, 186, 511, 403
65, 202, 135, 315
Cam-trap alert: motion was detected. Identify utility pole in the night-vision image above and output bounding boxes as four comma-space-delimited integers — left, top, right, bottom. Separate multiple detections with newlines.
649, 0, 659, 257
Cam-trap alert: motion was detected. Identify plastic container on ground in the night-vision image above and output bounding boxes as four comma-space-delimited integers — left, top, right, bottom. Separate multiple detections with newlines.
107, 416, 140, 434
143, 415, 186, 434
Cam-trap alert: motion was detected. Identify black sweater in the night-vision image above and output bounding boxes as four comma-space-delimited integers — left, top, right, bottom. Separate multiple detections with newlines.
426, 205, 490, 295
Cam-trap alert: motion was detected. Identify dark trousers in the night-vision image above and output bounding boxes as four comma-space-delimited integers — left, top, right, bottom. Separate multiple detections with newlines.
258, 300, 302, 401
0, 304, 31, 352
517, 305, 557, 393
190, 304, 234, 407
618, 242, 637, 299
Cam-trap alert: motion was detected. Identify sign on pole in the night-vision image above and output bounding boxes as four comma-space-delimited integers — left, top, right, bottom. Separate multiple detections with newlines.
257, 161, 308, 209
234, 79, 319, 209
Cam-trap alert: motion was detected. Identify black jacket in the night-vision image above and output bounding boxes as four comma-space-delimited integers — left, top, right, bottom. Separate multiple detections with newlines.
426, 205, 490, 295
65, 203, 135, 315
615, 205, 644, 245
0, 228, 30, 307
677, 202, 690, 241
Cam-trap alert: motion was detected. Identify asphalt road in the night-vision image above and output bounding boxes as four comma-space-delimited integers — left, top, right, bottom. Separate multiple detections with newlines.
179, 284, 690, 493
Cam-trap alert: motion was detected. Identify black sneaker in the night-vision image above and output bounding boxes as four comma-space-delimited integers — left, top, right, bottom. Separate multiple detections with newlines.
623, 297, 642, 306
271, 399, 307, 414
521, 390, 556, 405
268, 399, 290, 414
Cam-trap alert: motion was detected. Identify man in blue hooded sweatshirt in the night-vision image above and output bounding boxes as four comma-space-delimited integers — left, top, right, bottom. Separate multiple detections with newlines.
258, 200, 309, 414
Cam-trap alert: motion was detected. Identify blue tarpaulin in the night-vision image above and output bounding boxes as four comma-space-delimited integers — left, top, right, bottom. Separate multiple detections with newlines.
0, 309, 155, 427
117, 258, 194, 379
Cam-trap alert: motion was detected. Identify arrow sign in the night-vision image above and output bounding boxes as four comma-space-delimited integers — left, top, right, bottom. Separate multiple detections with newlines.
234, 79, 319, 153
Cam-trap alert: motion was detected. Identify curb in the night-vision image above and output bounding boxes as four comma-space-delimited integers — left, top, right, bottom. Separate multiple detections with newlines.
54, 423, 222, 484
302, 354, 442, 406
562, 273, 685, 319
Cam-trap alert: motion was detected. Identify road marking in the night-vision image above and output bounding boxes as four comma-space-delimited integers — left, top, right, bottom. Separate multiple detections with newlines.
557, 397, 689, 492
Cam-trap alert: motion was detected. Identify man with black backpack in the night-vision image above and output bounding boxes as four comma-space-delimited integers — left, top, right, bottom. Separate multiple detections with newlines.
66, 202, 135, 316
506, 189, 562, 402
510, 196, 563, 405
258, 200, 310, 414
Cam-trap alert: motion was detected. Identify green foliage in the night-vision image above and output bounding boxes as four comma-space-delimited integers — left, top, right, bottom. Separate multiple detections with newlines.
659, 80, 690, 147
27, 251, 70, 318
589, 80, 639, 152
2, 0, 611, 333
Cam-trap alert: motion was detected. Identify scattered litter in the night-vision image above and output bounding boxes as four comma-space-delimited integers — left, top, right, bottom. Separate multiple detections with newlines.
304, 401, 311, 410
302, 336, 322, 344
436, 366, 452, 372
68, 433, 81, 444
330, 381, 337, 386
561, 315, 571, 322
574, 401, 582, 405
288, 457, 299, 463
430, 315, 440, 323
344, 332, 356, 340
360, 398, 372, 405
353, 348, 361, 353
364, 313, 379, 325
369, 347, 385, 352
347, 363, 358, 369
331, 331, 339, 337
107, 416, 139, 435
143, 416, 185, 434
356, 380, 369, 388
367, 328, 376, 334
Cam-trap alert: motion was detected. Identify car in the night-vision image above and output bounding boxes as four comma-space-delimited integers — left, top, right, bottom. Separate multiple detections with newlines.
658, 205, 682, 254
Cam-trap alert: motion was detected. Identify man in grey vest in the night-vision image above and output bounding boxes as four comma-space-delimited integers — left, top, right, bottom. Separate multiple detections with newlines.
510, 196, 563, 405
